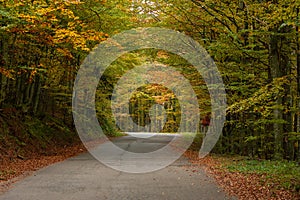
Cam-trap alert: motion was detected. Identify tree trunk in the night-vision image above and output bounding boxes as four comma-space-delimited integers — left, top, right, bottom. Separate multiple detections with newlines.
295, 8, 300, 161
269, 32, 284, 159
0, 74, 4, 108
33, 75, 42, 114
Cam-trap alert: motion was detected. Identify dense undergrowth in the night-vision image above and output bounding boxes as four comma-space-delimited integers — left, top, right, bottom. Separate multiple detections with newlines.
0, 108, 80, 164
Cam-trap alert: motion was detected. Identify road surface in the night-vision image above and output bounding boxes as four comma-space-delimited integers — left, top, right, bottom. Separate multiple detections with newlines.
0, 133, 235, 200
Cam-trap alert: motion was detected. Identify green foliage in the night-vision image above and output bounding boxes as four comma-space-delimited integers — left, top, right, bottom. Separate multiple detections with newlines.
1, 0, 300, 162
95, 49, 209, 134
153, 0, 300, 160
228, 77, 289, 118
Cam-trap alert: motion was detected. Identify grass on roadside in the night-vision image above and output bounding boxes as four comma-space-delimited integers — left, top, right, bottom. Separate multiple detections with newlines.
181, 132, 300, 193
218, 156, 300, 192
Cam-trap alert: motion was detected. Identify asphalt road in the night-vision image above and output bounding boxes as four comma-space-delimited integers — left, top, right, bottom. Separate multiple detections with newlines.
0, 133, 235, 200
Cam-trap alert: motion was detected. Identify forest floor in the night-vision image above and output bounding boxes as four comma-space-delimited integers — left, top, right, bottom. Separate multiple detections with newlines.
0, 142, 86, 193
184, 151, 300, 200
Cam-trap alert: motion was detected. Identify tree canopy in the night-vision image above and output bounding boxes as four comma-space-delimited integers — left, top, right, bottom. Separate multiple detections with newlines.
0, 0, 299, 161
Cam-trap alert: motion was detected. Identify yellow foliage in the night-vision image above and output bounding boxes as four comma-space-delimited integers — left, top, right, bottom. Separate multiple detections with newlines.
0, 68, 15, 79
18, 14, 37, 23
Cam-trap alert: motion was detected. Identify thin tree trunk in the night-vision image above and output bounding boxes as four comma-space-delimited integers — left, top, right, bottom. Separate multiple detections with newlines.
33, 75, 41, 114
0, 74, 3, 108
269, 32, 284, 159
295, 8, 300, 161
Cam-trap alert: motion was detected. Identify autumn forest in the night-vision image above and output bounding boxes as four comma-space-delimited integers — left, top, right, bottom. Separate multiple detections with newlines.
0, 0, 300, 198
